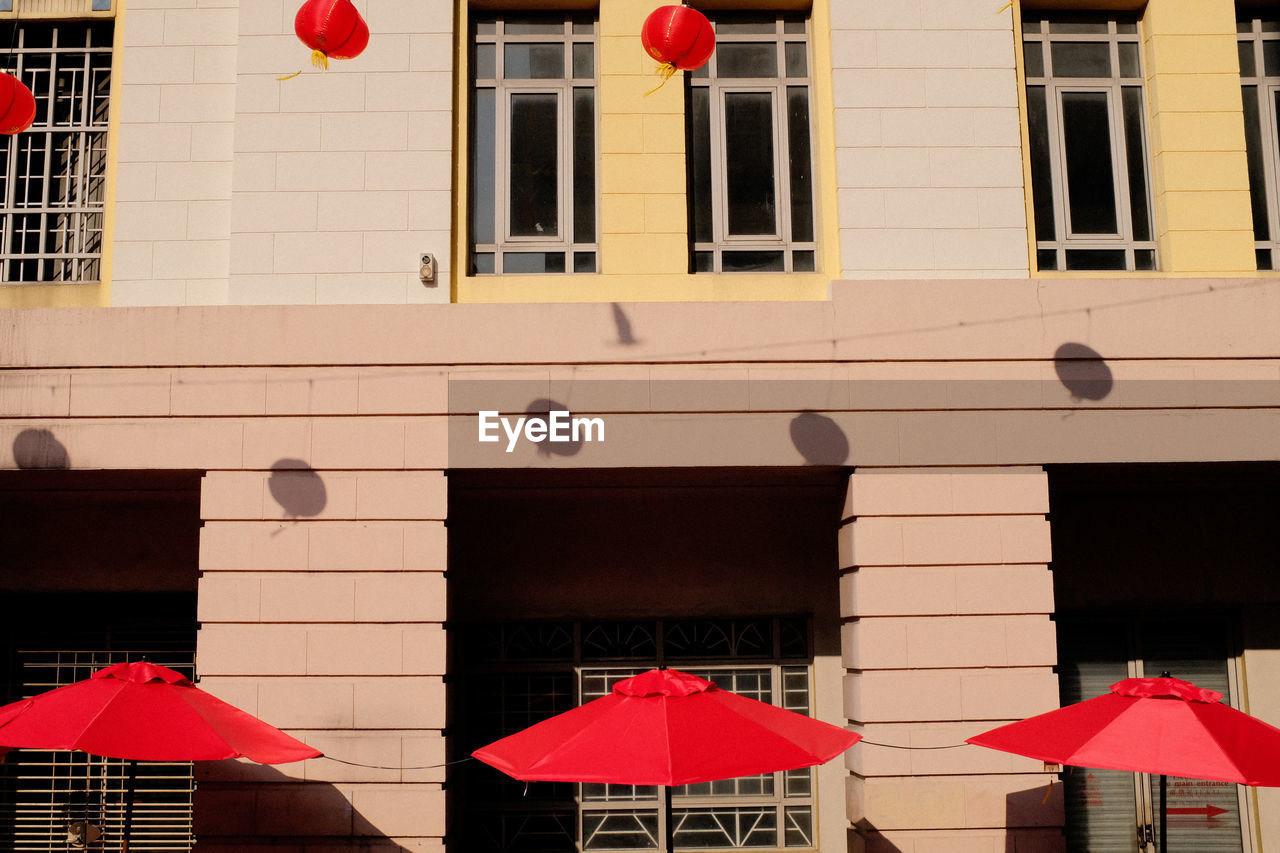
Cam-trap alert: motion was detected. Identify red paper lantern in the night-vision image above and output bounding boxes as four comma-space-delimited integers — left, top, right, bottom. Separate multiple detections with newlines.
641, 5, 715, 73
294, 0, 369, 70
0, 71, 35, 135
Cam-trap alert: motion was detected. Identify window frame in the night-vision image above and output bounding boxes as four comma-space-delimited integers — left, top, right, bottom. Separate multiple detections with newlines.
686, 13, 817, 274
469, 13, 599, 276
1022, 14, 1157, 272
0, 18, 112, 285
1237, 16, 1280, 271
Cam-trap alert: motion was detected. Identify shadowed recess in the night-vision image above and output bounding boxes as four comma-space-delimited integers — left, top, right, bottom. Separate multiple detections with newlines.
789, 412, 849, 465
267, 459, 327, 518
1054, 342, 1114, 401
12, 429, 69, 470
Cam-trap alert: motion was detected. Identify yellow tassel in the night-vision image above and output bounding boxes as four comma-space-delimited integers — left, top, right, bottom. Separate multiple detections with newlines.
277, 69, 303, 81
643, 62, 678, 97
311, 49, 330, 70
996, 0, 1013, 12
1041, 777, 1054, 805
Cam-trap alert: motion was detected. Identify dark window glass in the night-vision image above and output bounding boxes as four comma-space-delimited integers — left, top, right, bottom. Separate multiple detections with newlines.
1134, 249, 1156, 270
1238, 41, 1256, 77
1026, 86, 1056, 241
1036, 248, 1059, 270
784, 43, 807, 77
471, 88, 496, 245
573, 87, 595, 243
792, 250, 815, 271
1061, 91, 1118, 234
505, 18, 563, 35
787, 87, 813, 244
572, 43, 593, 78
504, 252, 564, 273
717, 16, 775, 35
1049, 19, 1108, 35
504, 43, 564, 79
1242, 86, 1270, 241
724, 91, 777, 235
1118, 43, 1140, 78
573, 251, 596, 272
1065, 249, 1126, 269
722, 250, 785, 271
1122, 86, 1151, 242
687, 87, 713, 243
717, 43, 778, 78
1257, 248, 1272, 270
509, 92, 559, 238
1265, 41, 1280, 76
475, 43, 495, 79
1024, 41, 1045, 77
472, 252, 495, 274
1051, 42, 1111, 77
692, 250, 714, 272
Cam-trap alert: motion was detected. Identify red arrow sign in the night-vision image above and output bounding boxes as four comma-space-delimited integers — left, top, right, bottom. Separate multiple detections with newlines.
1167, 804, 1229, 818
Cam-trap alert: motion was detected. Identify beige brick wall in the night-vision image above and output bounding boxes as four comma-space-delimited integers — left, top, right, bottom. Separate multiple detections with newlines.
830, 0, 1031, 278
112, 0, 239, 305
229, 0, 452, 305
840, 467, 1060, 852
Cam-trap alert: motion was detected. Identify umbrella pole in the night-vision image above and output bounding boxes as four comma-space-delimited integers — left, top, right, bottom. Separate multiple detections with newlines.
1159, 772, 1167, 853
664, 785, 675, 852
122, 760, 136, 853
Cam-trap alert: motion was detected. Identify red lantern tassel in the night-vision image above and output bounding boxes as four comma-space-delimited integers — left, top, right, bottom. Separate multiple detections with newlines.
644, 61, 678, 96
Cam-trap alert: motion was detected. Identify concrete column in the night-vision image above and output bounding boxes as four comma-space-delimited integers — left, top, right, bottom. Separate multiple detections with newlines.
839, 466, 1060, 852
194, 467, 447, 851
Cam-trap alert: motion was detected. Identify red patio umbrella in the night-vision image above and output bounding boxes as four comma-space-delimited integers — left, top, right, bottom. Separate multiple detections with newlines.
0, 661, 321, 850
472, 667, 859, 851
967, 675, 1280, 852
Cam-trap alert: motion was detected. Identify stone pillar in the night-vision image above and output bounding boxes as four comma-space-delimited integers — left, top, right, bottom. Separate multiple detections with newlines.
839, 467, 1060, 852
194, 466, 447, 850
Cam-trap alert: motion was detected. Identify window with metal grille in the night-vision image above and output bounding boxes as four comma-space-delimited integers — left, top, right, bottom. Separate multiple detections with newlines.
453, 617, 817, 851
0, 593, 197, 852
686, 13, 816, 274
469, 13, 598, 276
1238, 15, 1280, 271
1022, 14, 1157, 271
0, 19, 111, 285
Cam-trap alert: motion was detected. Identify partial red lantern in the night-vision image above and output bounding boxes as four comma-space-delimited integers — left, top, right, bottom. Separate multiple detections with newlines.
641, 5, 715, 87
0, 71, 36, 135
294, 0, 369, 70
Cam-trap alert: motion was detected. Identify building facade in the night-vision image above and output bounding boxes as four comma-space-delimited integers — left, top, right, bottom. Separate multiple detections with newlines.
1, 0, 1278, 851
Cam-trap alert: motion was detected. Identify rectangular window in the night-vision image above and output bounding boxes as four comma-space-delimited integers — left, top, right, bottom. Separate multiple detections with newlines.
0, 20, 112, 284
470, 14, 597, 276
686, 13, 816, 274
453, 617, 818, 851
1056, 617, 1251, 852
0, 593, 197, 851
1238, 15, 1280, 270
1023, 14, 1156, 271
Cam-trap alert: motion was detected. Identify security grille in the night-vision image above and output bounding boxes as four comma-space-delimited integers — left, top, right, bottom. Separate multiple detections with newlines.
453, 617, 816, 852
0, 594, 197, 852
0, 19, 111, 284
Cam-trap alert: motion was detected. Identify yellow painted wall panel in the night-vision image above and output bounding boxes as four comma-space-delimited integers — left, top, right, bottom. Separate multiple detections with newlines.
601, 153, 687, 195
600, 35, 651, 76
644, 195, 688, 234
1148, 73, 1250, 115
601, 195, 647, 234
1144, 34, 1239, 76
1149, 111, 1250, 155
1161, 191, 1256, 233
0, 284, 107, 308
601, 233, 688, 275
601, 114, 645, 155
643, 114, 686, 154
1142, 0, 1234, 37
1162, 230, 1256, 272
1158, 151, 1250, 192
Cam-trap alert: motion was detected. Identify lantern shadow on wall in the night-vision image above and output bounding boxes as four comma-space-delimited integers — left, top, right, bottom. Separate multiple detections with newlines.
268, 458, 328, 518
